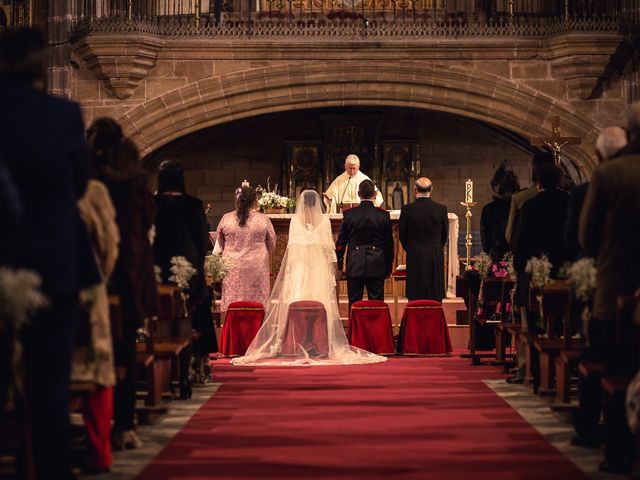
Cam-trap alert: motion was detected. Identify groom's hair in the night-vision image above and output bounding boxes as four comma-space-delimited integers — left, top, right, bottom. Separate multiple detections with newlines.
358, 180, 375, 199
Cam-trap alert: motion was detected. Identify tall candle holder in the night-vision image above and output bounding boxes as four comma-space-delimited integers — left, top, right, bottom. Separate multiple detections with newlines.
460, 201, 477, 270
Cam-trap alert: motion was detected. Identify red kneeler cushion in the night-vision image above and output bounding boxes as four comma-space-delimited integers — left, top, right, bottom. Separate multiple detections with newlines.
398, 300, 452, 355
348, 300, 394, 354
281, 300, 329, 356
220, 301, 265, 356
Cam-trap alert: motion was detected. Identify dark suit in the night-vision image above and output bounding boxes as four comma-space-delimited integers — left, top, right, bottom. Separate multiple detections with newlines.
336, 200, 393, 312
564, 183, 589, 262
512, 188, 569, 278
399, 197, 448, 301
0, 78, 99, 480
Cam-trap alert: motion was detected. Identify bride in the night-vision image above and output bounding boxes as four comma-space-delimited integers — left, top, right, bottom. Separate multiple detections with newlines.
231, 190, 386, 366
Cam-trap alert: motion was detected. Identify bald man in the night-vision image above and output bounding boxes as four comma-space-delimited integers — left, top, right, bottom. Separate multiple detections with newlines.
398, 177, 448, 301
323, 154, 383, 213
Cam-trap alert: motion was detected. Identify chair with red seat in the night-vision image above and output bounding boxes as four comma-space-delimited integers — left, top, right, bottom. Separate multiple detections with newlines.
281, 300, 329, 356
397, 299, 452, 355
219, 301, 265, 356
348, 300, 394, 354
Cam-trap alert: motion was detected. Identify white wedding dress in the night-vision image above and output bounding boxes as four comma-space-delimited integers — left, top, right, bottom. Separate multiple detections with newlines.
231, 190, 386, 366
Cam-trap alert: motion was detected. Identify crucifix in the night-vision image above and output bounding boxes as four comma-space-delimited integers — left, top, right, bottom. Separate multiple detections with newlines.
530, 116, 581, 165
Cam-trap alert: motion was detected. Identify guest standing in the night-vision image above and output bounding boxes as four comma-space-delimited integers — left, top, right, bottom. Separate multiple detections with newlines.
574, 104, 640, 472
154, 159, 217, 385
480, 162, 520, 263
217, 186, 276, 312
336, 180, 394, 312
399, 177, 448, 301
72, 177, 120, 474
0, 27, 101, 480
94, 133, 159, 450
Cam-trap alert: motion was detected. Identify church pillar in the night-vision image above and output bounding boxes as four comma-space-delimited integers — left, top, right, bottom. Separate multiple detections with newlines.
45, 0, 77, 98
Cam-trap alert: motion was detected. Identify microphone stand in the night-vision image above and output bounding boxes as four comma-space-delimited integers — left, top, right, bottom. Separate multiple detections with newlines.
339, 176, 352, 213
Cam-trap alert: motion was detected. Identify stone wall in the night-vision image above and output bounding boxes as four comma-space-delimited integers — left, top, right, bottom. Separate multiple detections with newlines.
69, 30, 636, 177
149, 107, 532, 252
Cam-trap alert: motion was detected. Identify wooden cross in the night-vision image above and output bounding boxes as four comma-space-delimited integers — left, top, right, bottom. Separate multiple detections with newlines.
530, 116, 581, 165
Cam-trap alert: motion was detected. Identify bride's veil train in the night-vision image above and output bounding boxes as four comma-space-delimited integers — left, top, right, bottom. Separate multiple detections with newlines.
231, 190, 386, 366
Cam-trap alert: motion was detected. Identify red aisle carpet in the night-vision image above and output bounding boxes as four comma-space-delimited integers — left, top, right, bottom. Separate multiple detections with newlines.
136, 357, 587, 480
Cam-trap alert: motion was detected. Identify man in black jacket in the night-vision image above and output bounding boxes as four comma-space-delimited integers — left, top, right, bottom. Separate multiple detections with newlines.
0, 28, 100, 480
336, 180, 394, 314
399, 177, 448, 301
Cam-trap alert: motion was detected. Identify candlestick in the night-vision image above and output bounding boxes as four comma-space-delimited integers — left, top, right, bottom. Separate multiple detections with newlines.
465, 179, 473, 204
460, 200, 477, 271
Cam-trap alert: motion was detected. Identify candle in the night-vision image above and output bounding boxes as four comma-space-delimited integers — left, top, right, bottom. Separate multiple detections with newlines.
465, 179, 473, 203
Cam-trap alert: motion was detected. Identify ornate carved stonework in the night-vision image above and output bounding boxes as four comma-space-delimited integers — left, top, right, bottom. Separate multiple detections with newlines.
547, 33, 634, 100
73, 33, 165, 100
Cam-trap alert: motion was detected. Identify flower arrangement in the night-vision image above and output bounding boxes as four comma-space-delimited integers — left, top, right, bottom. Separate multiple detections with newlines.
471, 252, 493, 279
566, 257, 597, 303
525, 254, 553, 289
0, 268, 48, 409
204, 254, 233, 283
169, 256, 197, 291
256, 178, 295, 211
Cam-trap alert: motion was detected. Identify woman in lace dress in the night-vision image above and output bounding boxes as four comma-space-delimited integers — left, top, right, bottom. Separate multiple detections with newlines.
217, 186, 276, 312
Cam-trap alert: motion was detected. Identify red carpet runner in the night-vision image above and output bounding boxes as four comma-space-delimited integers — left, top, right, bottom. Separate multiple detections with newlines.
137, 357, 587, 480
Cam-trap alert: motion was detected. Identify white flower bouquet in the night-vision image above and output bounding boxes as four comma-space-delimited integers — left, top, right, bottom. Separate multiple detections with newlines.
0, 268, 48, 409
566, 257, 597, 303
257, 191, 290, 210
472, 251, 493, 280
525, 254, 553, 289
204, 254, 233, 283
169, 256, 197, 292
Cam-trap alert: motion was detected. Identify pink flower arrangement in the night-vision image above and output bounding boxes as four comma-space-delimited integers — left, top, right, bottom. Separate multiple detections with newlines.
491, 261, 510, 278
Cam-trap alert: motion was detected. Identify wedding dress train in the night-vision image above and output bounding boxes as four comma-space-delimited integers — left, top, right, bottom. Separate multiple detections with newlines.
231, 190, 387, 366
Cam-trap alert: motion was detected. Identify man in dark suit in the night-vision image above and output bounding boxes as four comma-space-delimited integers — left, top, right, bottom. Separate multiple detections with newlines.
512, 164, 569, 279
0, 28, 100, 480
399, 177, 448, 301
336, 179, 394, 314
564, 126, 626, 261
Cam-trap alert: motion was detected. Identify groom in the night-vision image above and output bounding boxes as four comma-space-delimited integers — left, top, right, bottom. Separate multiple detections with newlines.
336, 180, 394, 314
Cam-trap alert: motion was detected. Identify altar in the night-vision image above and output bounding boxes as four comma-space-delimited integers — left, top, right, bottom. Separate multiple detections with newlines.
266, 212, 459, 298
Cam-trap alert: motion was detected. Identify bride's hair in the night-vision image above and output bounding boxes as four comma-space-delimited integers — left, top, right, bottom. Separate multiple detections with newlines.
236, 186, 256, 227
302, 190, 317, 207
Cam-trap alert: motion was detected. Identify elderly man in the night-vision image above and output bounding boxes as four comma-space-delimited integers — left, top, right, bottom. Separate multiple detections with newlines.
399, 177, 448, 301
573, 105, 640, 472
323, 154, 383, 213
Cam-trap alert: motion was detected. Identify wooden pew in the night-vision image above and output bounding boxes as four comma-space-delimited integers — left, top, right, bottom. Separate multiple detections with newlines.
490, 278, 515, 366
531, 280, 580, 396
457, 274, 495, 365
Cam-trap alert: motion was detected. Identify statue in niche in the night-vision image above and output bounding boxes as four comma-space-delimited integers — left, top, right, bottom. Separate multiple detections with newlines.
391, 182, 405, 210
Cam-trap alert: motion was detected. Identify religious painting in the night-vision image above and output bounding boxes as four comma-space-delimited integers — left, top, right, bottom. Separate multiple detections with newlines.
385, 181, 408, 211
380, 140, 418, 208
284, 140, 322, 200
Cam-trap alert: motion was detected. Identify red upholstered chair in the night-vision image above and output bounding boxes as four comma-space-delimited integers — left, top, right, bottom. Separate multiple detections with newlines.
397, 300, 452, 355
219, 301, 265, 356
281, 301, 329, 356
348, 300, 394, 354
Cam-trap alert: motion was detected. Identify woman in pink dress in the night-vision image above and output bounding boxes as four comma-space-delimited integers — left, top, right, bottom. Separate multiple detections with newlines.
217, 186, 276, 312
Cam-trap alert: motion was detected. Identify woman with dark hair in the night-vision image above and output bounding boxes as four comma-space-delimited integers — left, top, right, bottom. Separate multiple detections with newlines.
94, 132, 159, 451
153, 159, 217, 387
217, 186, 276, 313
480, 161, 521, 262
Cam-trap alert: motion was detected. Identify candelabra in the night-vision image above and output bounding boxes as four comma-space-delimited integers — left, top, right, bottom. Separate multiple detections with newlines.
460, 201, 477, 270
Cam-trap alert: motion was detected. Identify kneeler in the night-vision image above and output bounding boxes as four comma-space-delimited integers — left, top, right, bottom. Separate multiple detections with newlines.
397, 300, 452, 355
281, 301, 329, 356
348, 300, 394, 354
220, 301, 265, 356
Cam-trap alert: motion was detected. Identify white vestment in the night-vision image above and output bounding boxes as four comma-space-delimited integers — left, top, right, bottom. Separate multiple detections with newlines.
324, 170, 384, 213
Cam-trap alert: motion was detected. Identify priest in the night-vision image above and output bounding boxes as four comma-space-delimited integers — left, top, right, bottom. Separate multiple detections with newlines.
323, 154, 383, 213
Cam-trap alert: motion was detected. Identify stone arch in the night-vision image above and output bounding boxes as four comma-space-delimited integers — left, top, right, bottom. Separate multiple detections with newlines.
117, 61, 600, 174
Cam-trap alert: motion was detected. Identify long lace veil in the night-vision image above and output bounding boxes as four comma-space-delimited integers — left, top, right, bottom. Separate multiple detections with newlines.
231, 190, 386, 366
